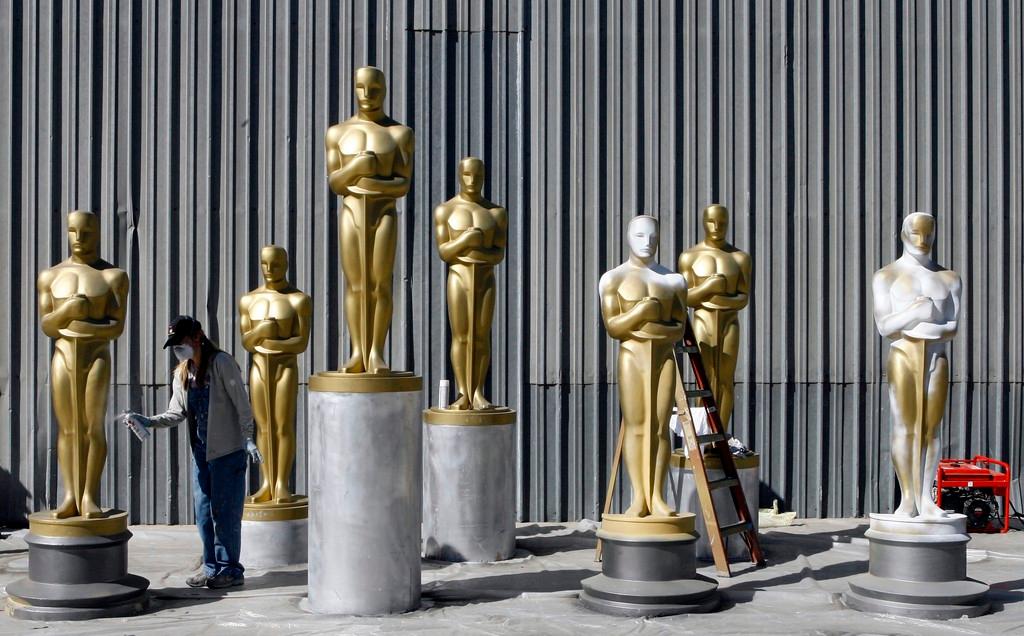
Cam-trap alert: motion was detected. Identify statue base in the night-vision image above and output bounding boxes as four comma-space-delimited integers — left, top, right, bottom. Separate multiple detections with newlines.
842, 513, 990, 619
241, 497, 309, 568
5, 511, 150, 621
669, 450, 760, 561
306, 371, 423, 615
422, 407, 517, 562
579, 513, 720, 617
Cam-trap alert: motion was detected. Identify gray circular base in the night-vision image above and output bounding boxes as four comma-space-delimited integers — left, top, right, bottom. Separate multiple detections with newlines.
842, 513, 989, 620
5, 530, 150, 621
579, 530, 719, 617
843, 575, 990, 619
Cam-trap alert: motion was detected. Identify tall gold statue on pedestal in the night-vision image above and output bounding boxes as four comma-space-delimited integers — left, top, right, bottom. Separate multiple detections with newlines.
239, 246, 311, 507
677, 204, 751, 433
599, 215, 688, 518
872, 212, 961, 518
433, 157, 508, 410
37, 210, 129, 519
324, 66, 414, 375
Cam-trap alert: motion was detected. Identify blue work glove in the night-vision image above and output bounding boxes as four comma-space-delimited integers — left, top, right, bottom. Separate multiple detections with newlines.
245, 439, 263, 463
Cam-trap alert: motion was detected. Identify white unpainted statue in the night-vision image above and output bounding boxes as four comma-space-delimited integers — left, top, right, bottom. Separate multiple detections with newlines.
871, 212, 962, 519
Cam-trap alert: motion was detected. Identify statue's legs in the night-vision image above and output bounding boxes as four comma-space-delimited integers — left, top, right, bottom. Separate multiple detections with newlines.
340, 200, 367, 373
51, 344, 79, 518
618, 343, 649, 517
248, 356, 273, 503
273, 358, 298, 503
447, 266, 472, 409
917, 351, 949, 518
80, 349, 109, 518
471, 268, 496, 409
717, 312, 740, 432
887, 341, 920, 517
649, 345, 676, 517
367, 207, 396, 374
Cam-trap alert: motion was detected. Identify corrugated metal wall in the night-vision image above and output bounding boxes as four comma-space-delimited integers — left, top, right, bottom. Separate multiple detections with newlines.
1, 1, 1021, 525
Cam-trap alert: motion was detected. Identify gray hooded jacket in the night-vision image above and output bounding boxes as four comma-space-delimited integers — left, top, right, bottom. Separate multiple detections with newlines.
148, 352, 254, 461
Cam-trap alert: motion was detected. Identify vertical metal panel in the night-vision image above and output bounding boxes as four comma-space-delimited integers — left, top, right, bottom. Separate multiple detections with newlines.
0, 1, 1021, 525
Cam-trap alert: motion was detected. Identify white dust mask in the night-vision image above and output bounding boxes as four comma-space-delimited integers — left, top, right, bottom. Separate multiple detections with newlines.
172, 344, 194, 362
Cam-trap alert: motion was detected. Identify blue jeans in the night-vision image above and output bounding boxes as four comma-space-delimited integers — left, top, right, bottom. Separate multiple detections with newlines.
191, 447, 247, 578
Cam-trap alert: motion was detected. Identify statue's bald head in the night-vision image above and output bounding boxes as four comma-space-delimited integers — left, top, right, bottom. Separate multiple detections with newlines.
354, 66, 387, 114
68, 210, 100, 259
702, 204, 729, 243
458, 156, 485, 196
260, 244, 289, 284
901, 212, 935, 257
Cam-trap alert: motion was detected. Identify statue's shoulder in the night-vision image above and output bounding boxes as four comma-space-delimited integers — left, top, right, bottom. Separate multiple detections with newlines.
599, 265, 627, 293
290, 288, 312, 312
434, 199, 454, 222
872, 262, 900, 287
37, 262, 62, 288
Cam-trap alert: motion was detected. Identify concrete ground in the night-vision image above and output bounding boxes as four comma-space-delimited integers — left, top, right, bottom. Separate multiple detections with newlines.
1, 519, 1022, 635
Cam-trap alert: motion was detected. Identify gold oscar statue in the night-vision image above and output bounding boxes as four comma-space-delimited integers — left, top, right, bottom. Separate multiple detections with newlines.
434, 157, 508, 410
677, 204, 751, 434
872, 212, 961, 518
239, 246, 311, 521
324, 65, 414, 376
37, 210, 129, 519
424, 158, 514, 426
599, 215, 688, 520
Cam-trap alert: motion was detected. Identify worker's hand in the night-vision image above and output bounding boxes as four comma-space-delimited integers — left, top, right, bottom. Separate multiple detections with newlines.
245, 439, 263, 464
118, 411, 152, 441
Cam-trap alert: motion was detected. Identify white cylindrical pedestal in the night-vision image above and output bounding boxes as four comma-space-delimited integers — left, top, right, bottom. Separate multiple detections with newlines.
241, 517, 308, 569
422, 408, 517, 562
668, 451, 759, 561
307, 373, 422, 615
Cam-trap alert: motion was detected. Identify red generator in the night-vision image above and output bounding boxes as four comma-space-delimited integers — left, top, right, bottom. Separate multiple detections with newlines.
935, 456, 1012, 533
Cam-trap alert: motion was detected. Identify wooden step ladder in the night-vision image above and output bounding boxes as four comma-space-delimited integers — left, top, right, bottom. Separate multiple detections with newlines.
672, 317, 765, 577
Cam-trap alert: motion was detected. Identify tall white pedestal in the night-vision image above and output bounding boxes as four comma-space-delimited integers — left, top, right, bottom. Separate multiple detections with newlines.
422, 408, 516, 562
306, 373, 422, 615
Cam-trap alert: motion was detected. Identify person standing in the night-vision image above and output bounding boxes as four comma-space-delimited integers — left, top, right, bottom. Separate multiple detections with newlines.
122, 315, 262, 589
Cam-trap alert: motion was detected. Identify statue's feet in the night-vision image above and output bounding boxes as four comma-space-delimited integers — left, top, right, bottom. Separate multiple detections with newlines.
273, 483, 294, 504
80, 496, 102, 519
449, 394, 471, 410
471, 393, 493, 410
623, 500, 648, 517
918, 501, 950, 520
53, 495, 78, 519
893, 499, 917, 518
367, 351, 390, 375
650, 497, 675, 517
341, 352, 365, 374
247, 484, 272, 504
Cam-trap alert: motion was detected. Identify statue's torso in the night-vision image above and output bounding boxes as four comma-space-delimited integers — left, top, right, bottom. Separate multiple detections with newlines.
614, 266, 685, 326
47, 262, 121, 329
246, 291, 301, 337
888, 266, 958, 321
684, 245, 745, 308
336, 119, 406, 178
446, 202, 501, 250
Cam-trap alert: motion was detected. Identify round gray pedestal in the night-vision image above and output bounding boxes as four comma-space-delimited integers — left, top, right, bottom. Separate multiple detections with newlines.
422, 408, 516, 562
5, 512, 149, 621
579, 515, 720, 617
306, 374, 423, 615
241, 517, 308, 569
842, 513, 990, 619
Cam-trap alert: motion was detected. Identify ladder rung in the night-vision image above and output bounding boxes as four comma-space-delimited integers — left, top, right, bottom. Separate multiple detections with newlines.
705, 406, 718, 413
679, 345, 699, 353
696, 433, 728, 444
685, 389, 713, 399
719, 521, 753, 538
708, 477, 739, 491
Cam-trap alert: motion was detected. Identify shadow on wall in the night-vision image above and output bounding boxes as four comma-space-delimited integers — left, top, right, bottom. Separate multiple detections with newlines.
0, 466, 31, 528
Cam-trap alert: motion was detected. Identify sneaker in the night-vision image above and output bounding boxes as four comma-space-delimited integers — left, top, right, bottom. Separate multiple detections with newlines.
207, 572, 244, 589
186, 573, 209, 588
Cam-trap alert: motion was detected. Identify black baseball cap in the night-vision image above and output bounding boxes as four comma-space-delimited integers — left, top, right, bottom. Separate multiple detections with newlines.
163, 315, 202, 349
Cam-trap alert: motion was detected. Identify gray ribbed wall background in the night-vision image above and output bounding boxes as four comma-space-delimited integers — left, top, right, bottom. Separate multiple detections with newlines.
1, 1, 1022, 525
